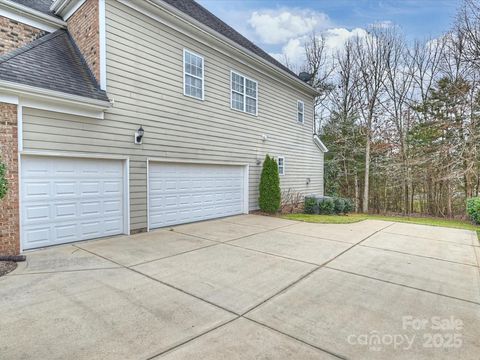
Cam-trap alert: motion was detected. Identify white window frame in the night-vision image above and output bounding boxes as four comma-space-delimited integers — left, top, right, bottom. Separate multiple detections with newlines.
297, 100, 304, 124
230, 70, 258, 116
277, 156, 285, 176
183, 48, 205, 100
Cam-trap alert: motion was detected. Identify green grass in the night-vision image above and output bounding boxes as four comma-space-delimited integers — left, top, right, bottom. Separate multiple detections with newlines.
282, 213, 480, 240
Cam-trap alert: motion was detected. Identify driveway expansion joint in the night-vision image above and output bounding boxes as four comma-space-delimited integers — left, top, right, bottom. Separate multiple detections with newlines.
7, 267, 122, 276
240, 222, 396, 317
359, 244, 480, 268
382, 230, 480, 247
325, 266, 480, 306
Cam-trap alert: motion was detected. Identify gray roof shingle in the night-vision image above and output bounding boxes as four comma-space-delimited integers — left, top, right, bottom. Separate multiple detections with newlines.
0, 29, 109, 102
8, 0, 57, 17
162, 0, 299, 79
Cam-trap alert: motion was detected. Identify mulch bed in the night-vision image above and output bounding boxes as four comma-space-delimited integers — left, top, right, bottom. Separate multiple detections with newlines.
0, 261, 17, 277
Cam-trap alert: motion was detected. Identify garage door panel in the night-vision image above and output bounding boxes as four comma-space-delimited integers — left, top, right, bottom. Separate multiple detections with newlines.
21, 156, 125, 250
149, 162, 245, 229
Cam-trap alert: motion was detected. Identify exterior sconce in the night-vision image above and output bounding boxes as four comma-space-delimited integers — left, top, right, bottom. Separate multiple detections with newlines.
306, 177, 311, 185
135, 126, 144, 145
261, 134, 268, 142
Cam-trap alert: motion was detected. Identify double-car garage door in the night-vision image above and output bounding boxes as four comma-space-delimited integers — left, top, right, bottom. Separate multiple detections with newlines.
148, 162, 246, 229
21, 157, 246, 249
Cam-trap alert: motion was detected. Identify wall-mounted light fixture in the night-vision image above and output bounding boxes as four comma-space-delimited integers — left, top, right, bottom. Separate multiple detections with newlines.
135, 126, 144, 145
306, 177, 311, 185
261, 134, 268, 142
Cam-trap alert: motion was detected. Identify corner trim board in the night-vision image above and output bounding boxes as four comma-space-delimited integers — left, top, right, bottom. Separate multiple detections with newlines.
99, 0, 107, 90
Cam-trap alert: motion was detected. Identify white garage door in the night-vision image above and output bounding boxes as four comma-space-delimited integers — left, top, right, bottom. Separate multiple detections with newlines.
148, 162, 246, 229
21, 156, 125, 250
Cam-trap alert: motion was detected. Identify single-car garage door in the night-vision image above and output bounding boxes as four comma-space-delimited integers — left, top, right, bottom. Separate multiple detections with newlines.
21, 156, 126, 250
148, 162, 246, 229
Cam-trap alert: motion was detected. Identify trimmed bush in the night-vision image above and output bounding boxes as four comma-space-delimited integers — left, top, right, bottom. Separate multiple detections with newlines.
467, 197, 480, 224
333, 197, 346, 214
304, 196, 317, 214
318, 197, 335, 214
258, 154, 281, 213
303, 196, 354, 215
343, 198, 354, 214
0, 162, 7, 200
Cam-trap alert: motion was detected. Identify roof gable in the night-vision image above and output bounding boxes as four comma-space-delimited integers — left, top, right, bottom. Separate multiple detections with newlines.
0, 29, 108, 102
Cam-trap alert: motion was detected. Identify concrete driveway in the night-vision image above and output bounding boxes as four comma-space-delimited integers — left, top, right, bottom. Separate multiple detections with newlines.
1, 215, 479, 359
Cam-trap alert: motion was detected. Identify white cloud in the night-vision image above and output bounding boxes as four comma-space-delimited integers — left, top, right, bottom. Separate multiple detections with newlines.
323, 27, 368, 52
248, 9, 331, 45
269, 27, 368, 69
370, 20, 395, 29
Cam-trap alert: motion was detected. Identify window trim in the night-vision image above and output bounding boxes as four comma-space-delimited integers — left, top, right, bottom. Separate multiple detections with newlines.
183, 48, 205, 101
277, 156, 285, 176
230, 70, 258, 116
297, 100, 304, 124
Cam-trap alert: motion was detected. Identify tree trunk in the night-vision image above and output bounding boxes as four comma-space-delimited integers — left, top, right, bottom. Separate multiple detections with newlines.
354, 172, 359, 212
362, 135, 370, 213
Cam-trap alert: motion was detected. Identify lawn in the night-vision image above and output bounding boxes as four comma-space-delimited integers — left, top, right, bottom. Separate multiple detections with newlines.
282, 213, 480, 240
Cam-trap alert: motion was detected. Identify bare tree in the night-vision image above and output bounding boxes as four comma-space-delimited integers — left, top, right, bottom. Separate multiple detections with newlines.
457, 0, 480, 69
352, 27, 390, 212
382, 30, 415, 213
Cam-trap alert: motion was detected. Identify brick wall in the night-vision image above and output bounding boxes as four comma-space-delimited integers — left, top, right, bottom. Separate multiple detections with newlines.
67, 0, 100, 81
0, 103, 19, 256
0, 16, 46, 55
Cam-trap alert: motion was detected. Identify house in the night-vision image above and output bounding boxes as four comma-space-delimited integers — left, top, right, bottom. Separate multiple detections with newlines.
0, 0, 327, 255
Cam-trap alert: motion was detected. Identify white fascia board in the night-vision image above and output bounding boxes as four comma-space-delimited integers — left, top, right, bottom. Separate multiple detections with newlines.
0, 81, 111, 119
314, 135, 329, 153
50, 0, 86, 20
120, 0, 318, 97
0, 93, 19, 104
0, 0, 66, 32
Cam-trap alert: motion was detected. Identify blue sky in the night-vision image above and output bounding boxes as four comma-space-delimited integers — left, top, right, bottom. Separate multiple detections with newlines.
198, 0, 460, 66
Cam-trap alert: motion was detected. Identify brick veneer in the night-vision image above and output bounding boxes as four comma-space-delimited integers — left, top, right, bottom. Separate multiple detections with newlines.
0, 103, 19, 255
0, 16, 46, 55
67, 0, 100, 81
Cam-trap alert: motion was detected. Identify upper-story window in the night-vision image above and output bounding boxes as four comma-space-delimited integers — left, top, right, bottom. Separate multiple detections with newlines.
277, 156, 285, 175
184, 49, 204, 100
231, 71, 257, 115
297, 100, 304, 123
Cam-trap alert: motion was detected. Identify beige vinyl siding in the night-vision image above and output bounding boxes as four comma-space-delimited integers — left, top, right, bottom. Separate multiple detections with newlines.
21, 0, 324, 232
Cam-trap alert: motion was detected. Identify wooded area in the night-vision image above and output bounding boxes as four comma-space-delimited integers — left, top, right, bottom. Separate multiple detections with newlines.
304, 0, 480, 218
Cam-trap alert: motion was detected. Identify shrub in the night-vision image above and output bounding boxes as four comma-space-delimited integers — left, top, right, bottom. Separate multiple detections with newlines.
343, 198, 354, 214
333, 197, 346, 214
0, 162, 7, 200
304, 196, 317, 214
467, 197, 480, 224
318, 197, 335, 214
258, 154, 281, 213
281, 188, 304, 214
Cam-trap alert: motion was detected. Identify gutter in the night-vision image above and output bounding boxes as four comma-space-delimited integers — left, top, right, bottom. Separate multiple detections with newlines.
147, 0, 319, 96
50, 0, 86, 20
0, 0, 67, 28
314, 134, 329, 153
0, 80, 111, 110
